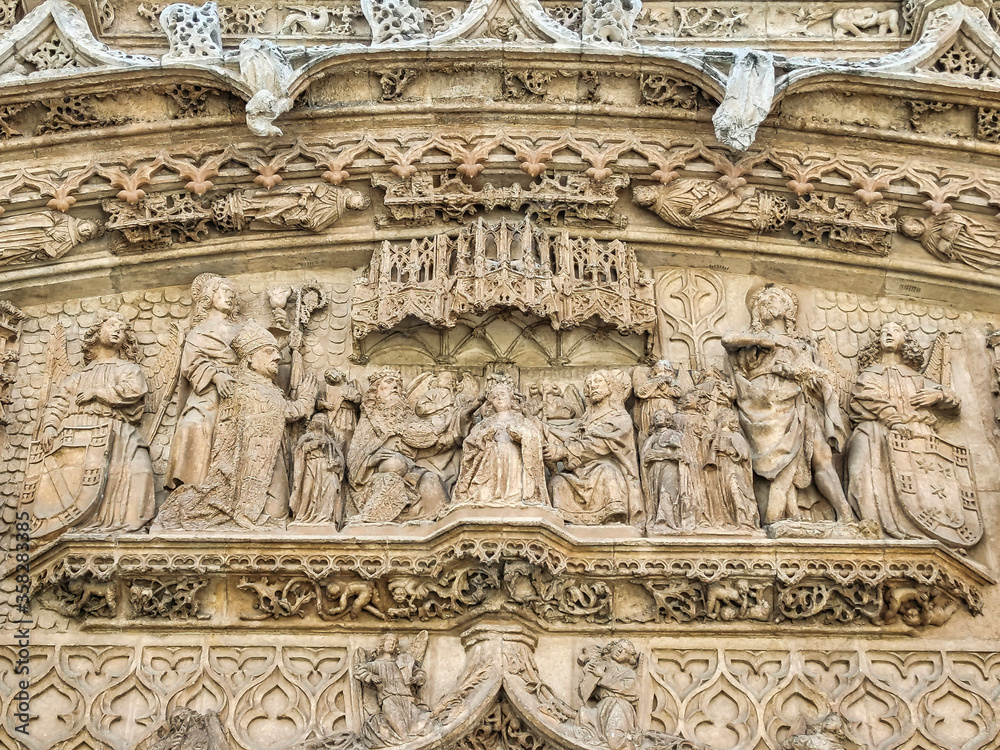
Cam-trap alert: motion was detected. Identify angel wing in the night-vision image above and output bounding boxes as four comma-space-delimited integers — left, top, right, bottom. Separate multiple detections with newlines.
406, 629, 429, 665
921, 332, 951, 388
816, 337, 855, 415
142, 322, 184, 442
33, 323, 75, 438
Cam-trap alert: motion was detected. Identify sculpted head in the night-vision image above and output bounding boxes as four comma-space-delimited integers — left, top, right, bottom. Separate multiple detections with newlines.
365, 369, 405, 413
584, 371, 611, 405
325, 368, 345, 385
858, 322, 925, 370
899, 216, 926, 239
652, 359, 677, 377
192, 274, 239, 323
651, 409, 674, 430
603, 639, 639, 668
83, 310, 139, 363
633, 185, 657, 208
749, 284, 797, 332
435, 371, 458, 390
486, 380, 516, 414
378, 633, 400, 655
231, 321, 281, 379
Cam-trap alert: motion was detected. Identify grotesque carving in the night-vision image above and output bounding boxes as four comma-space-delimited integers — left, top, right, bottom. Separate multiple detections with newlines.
722, 285, 855, 526
355, 632, 432, 744
135, 708, 231, 750
899, 212, 1000, 271
153, 321, 318, 530
352, 218, 655, 339
346, 369, 453, 523
544, 370, 643, 526
581, 0, 640, 46
164, 273, 241, 489
212, 184, 369, 233
159, 1, 223, 61
0, 210, 102, 265
452, 377, 549, 510
363, 0, 424, 43
239, 38, 294, 137
846, 322, 982, 548
634, 179, 788, 237
21, 310, 155, 539
128, 578, 208, 620
712, 49, 775, 152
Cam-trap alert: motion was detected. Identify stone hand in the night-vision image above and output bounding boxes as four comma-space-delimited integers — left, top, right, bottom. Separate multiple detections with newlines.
40, 425, 59, 452
214, 373, 235, 399
910, 389, 943, 407
543, 443, 564, 461
889, 422, 913, 439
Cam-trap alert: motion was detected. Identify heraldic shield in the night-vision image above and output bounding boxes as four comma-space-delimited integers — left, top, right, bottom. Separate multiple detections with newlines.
19, 422, 114, 540
888, 431, 984, 548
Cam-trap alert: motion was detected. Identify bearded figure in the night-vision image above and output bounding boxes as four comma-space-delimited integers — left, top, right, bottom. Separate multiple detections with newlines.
543, 370, 643, 526
346, 370, 449, 523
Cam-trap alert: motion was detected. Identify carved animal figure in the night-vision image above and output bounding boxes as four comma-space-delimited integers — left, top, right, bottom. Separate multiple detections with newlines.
831, 8, 899, 37
280, 7, 350, 34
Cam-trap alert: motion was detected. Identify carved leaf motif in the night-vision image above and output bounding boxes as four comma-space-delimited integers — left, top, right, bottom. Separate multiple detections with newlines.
838, 676, 913, 750
683, 671, 758, 749
281, 647, 349, 694
16, 668, 85, 749
167, 670, 230, 720
232, 664, 311, 748
58, 645, 134, 696
918, 678, 996, 750
948, 652, 1000, 701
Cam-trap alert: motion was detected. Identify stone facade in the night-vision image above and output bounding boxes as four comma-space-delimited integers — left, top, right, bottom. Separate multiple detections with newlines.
0, 0, 1000, 748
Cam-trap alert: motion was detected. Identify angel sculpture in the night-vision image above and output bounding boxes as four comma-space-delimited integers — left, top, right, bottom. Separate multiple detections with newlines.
163, 273, 242, 489
722, 284, 856, 526
21, 309, 159, 539
354, 632, 432, 746
846, 322, 983, 548
573, 640, 642, 750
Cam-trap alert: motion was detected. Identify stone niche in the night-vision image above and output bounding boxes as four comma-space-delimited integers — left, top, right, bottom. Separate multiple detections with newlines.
2, 0, 1000, 747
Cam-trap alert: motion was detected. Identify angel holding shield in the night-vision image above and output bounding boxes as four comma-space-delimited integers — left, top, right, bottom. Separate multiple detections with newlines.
846, 322, 981, 547
28, 309, 155, 536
